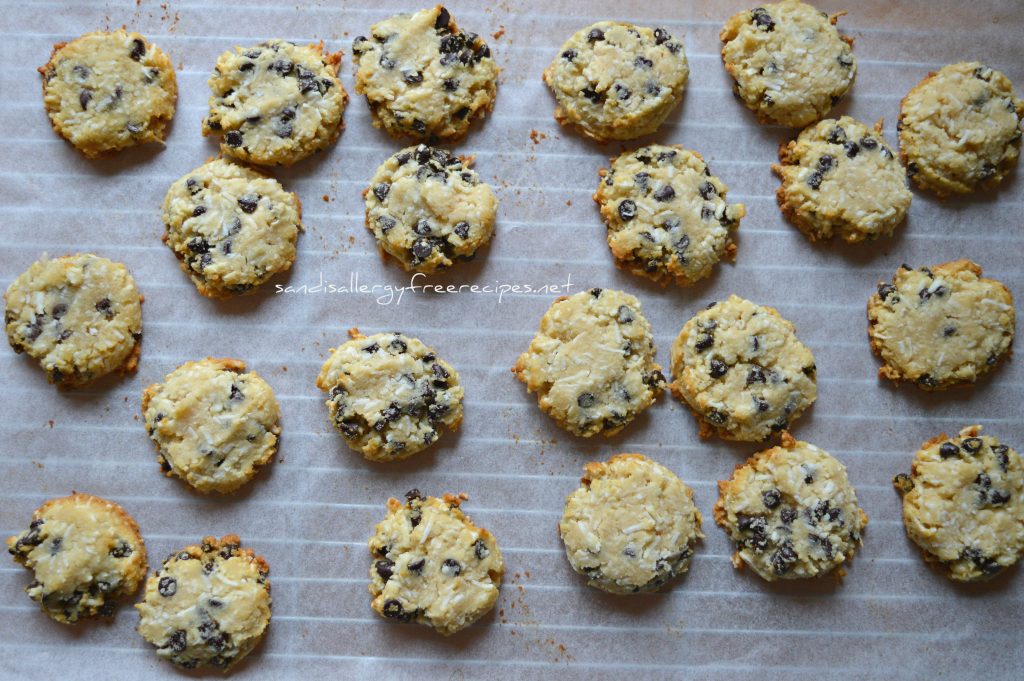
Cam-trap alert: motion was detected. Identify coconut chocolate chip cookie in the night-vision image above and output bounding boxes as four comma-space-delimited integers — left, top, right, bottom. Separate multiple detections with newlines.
369, 490, 503, 635
202, 40, 346, 165
513, 288, 666, 438
867, 260, 1015, 390
137, 536, 271, 670
162, 158, 302, 297
715, 433, 867, 581
4, 253, 143, 387
898, 62, 1024, 196
720, 0, 855, 128
774, 116, 911, 242
543, 21, 688, 142
39, 30, 177, 157
7, 493, 147, 623
365, 144, 497, 273
142, 358, 281, 494
895, 426, 1024, 581
316, 330, 464, 461
559, 454, 702, 594
670, 295, 817, 441
352, 5, 498, 141
594, 144, 745, 286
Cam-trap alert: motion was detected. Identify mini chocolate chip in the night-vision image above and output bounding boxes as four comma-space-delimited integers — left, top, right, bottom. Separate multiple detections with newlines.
581, 86, 603, 104
230, 384, 244, 401
577, 392, 597, 408
751, 7, 775, 31
698, 182, 716, 200
618, 199, 637, 221
706, 409, 727, 425
844, 142, 860, 158
382, 599, 406, 619
375, 559, 394, 581
405, 488, 423, 502
435, 6, 451, 29
617, 305, 635, 324
158, 576, 177, 597
838, 53, 854, 68
962, 437, 983, 454
746, 366, 766, 384
238, 195, 259, 213
441, 558, 462, 576
587, 28, 605, 42
653, 185, 675, 202
408, 557, 426, 572
762, 489, 781, 509
130, 39, 145, 61
780, 507, 797, 524
453, 222, 470, 239
634, 55, 653, 68
860, 136, 878, 150
877, 283, 896, 301
473, 538, 490, 560
225, 130, 243, 147
167, 630, 187, 653
654, 28, 671, 44
709, 358, 728, 378
561, 49, 577, 61
826, 126, 847, 144
52, 303, 67, 319
695, 335, 714, 351
79, 89, 92, 110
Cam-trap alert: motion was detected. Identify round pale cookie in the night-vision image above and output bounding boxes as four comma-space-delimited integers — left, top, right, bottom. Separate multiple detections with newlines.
774, 116, 911, 242
715, 433, 867, 581
669, 295, 817, 441
899, 62, 1024, 196
4, 253, 143, 387
369, 490, 504, 635
559, 454, 703, 594
594, 144, 745, 286
39, 30, 177, 157
6, 493, 147, 623
894, 426, 1024, 581
365, 144, 496, 273
513, 288, 666, 438
720, 0, 855, 128
352, 5, 498, 141
162, 158, 302, 297
316, 330, 464, 461
867, 260, 1015, 390
141, 358, 281, 494
137, 535, 271, 670
202, 40, 347, 166
543, 21, 688, 142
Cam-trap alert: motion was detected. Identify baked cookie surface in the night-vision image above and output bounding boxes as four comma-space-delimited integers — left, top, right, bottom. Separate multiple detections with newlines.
899, 62, 1024, 196
543, 21, 688, 141
202, 40, 346, 165
715, 434, 867, 580
40, 29, 177, 157
7, 493, 147, 623
4, 253, 142, 387
316, 330, 464, 461
365, 144, 496, 273
136, 535, 271, 670
594, 144, 745, 286
867, 260, 1015, 390
720, 0, 855, 127
513, 288, 666, 438
774, 116, 911, 242
368, 490, 503, 635
352, 5, 498, 140
895, 426, 1024, 581
559, 454, 702, 594
142, 358, 281, 493
669, 295, 817, 441
162, 158, 302, 297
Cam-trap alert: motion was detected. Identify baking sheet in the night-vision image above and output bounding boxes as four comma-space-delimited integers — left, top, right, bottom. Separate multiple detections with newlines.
1, 0, 1022, 679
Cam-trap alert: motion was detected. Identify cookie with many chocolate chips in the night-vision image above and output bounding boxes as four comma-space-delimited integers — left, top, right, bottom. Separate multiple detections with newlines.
895, 426, 1024, 581
867, 260, 1015, 390
368, 490, 503, 635
594, 144, 745, 286
39, 30, 177, 157
7, 493, 147, 623
365, 144, 496, 272
352, 5, 498, 140
202, 40, 346, 165
543, 21, 688, 142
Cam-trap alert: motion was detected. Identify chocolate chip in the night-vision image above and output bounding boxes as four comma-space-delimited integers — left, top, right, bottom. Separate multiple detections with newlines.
130, 39, 145, 61
962, 437, 983, 454
838, 53, 854, 68
844, 142, 860, 158
238, 194, 259, 213
472, 538, 491, 560
807, 170, 824, 190
581, 86, 603, 104
453, 222, 470, 239
225, 130, 243, 147
751, 7, 775, 31
375, 559, 394, 582
587, 28, 605, 42
618, 199, 637, 221
377, 215, 396, 233
709, 358, 728, 378
653, 185, 675, 202
577, 392, 596, 408
168, 630, 187, 653
561, 49, 577, 61
917, 374, 937, 389
230, 384, 244, 401
746, 366, 766, 385
382, 599, 407, 619
877, 283, 896, 301
403, 70, 424, 84
441, 558, 462, 577
158, 576, 177, 597
695, 334, 714, 351
780, 507, 797, 524
826, 126, 847, 144
435, 6, 451, 30
762, 489, 781, 509
860, 136, 878, 150
698, 182, 717, 200
634, 55, 653, 68
79, 89, 92, 110
706, 409, 727, 425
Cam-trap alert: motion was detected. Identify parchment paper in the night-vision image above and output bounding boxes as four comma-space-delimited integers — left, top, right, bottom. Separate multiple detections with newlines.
1, 1, 1022, 679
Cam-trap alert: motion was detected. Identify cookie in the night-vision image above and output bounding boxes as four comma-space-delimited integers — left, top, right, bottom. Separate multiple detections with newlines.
202, 40, 347, 166
141, 358, 281, 494
513, 288, 666, 438
4, 253, 143, 387
352, 5, 498, 141
867, 260, 1015, 390
136, 535, 271, 670
774, 116, 911, 242
669, 295, 817, 441
594, 144, 745, 286
39, 30, 177, 157
162, 158, 303, 297
898, 62, 1024, 196
316, 330, 464, 461
7, 493, 147, 623
365, 144, 497, 273
368, 490, 504, 635
559, 454, 703, 594
720, 1, 855, 128
543, 21, 688, 142
715, 433, 868, 580
894, 426, 1024, 581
